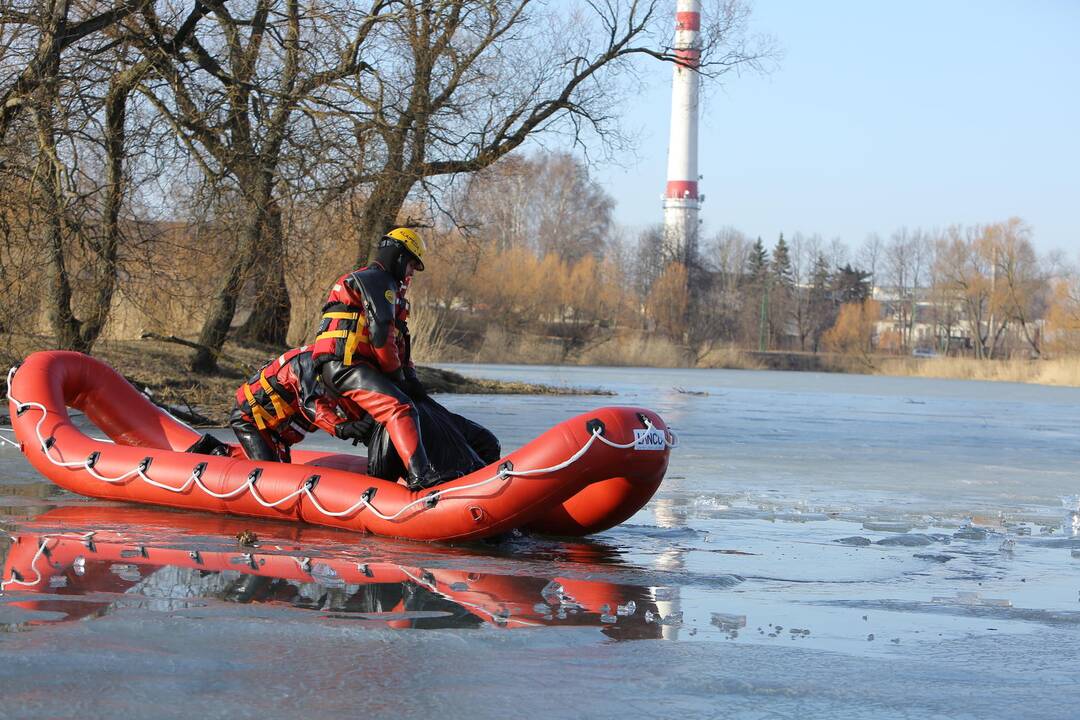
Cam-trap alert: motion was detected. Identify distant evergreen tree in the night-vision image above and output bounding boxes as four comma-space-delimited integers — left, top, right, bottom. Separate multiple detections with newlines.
768, 234, 795, 348
832, 264, 873, 304
746, 237, 769, 283
771, 234, 794, 290
810, 253, 830, 292
808, 253, 833, 353
742, 237, 771, 350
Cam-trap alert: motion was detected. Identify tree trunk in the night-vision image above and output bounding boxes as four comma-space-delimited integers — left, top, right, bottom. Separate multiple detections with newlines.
190, 172, 271, 373
40, 152, 82, 351
78, 75, 129, 350
235, 199, 291, 347
352, 175, 415, 267
34, 48, 84, 351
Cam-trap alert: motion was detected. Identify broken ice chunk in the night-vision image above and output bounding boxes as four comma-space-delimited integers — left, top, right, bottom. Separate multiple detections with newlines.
710, 613, 746, 630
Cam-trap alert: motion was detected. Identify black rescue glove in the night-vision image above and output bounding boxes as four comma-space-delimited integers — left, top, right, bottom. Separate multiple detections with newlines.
335, 417, 376, 446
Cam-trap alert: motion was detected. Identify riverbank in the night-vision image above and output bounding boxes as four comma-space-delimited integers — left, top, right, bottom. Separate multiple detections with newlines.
738, 351, 1080, 387
0, 337, 610, 427
435, 327, 1080, 387
4, 337, 1076, 429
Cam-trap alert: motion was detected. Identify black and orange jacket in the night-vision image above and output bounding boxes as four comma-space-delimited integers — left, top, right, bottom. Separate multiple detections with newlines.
233, 347, 348, 434
310, 264, 412, 374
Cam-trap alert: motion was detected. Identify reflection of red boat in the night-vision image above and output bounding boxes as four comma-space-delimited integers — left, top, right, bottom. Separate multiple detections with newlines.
1, 506, 660, 637
7, 352, 674, 541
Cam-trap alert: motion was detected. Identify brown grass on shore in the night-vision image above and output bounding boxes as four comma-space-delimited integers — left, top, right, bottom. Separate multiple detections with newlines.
577, 333, 688, 367
696, 345, 766, 370
875, 356, 1080, 387
0, 333, 607, 427
5, 327, 1077, 427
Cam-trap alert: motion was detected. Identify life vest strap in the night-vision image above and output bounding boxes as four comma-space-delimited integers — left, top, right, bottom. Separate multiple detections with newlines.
318, 309, 369, 365
258, 372, 290, 421
242, 371, 292, 431
242, 383, 273, 430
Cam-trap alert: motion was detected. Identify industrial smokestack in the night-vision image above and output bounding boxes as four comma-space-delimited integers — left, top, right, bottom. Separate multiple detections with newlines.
662, 0, 701, 263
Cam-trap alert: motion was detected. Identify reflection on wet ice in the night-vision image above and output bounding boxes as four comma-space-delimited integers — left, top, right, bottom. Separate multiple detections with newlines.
0, 506, 666, 640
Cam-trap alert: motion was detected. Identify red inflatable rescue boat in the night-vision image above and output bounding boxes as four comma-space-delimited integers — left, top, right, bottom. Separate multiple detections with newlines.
6, 352, 674, 542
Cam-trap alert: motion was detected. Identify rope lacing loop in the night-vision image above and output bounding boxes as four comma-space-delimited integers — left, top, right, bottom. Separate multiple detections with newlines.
6, 363, 676, 523
0, 531, 96, 594
400, 567, 540, 628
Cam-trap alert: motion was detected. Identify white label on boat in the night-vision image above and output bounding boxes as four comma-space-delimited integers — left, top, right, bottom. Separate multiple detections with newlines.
633, 428, 666, 450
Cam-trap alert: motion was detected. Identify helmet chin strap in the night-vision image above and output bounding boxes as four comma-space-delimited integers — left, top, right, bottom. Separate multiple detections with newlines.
373, 244, 407, 283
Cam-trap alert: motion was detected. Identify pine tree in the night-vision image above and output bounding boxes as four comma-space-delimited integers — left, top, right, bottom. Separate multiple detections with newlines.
746, 237, 769, 283
768, 234, 795, 348
743, 237, 771, 349
832, 264, 873, 304
771, 234, 795, 290
808, 253, 833, 353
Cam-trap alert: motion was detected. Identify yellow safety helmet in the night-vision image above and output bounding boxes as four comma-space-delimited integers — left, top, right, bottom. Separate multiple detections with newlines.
384, 227, 426, 271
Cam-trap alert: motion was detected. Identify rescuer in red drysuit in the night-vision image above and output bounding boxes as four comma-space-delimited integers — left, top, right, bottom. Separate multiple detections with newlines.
229, 346, 373, 462
311, 228, 455, 491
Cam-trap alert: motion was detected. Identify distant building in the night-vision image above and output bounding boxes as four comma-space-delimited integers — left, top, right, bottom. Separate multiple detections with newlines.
872, 285, 1040, 356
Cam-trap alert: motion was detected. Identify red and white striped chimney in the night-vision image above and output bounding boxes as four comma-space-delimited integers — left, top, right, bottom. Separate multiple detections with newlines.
662, 0, 701, 260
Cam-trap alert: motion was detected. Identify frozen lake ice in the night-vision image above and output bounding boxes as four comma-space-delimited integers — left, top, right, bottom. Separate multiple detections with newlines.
2, 365, 1080, 719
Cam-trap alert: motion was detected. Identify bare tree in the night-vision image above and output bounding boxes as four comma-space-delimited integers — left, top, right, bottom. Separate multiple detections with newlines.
856, 232, 883, 287
452, 151, 614, 262
0, 0, 173, 351
991, 218, 1048, 357
935, 224, 1009, 359
700, 225, 751, 345
126, 0, 392, 371
331, 0, 776, 266
883, 227, 931, 351
0, 0, 142, 143
789, 231, 820, 350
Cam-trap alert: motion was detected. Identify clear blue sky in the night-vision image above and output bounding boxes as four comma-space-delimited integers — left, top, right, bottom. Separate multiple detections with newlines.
593, 0, 1080, 257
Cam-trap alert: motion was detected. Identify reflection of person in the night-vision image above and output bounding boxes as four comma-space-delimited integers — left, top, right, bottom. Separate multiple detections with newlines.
312, 228, 452, 490
230, 346, 372, 462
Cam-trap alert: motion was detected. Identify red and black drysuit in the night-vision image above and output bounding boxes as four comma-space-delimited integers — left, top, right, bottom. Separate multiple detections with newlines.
311, 265, 441, 484
230, 347, 370, 462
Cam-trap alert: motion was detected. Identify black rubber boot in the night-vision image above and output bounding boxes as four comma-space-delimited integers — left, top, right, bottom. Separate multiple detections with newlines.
406, 457, 459, 491
185, 433, 231, 457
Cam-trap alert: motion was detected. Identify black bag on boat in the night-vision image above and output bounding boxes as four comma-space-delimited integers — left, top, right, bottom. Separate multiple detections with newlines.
365, 397, 498, 482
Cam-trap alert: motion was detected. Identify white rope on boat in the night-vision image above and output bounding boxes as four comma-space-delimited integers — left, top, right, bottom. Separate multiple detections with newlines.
0, 532, 96, 593
5, 364, 677, 524
400, 567, 541, 628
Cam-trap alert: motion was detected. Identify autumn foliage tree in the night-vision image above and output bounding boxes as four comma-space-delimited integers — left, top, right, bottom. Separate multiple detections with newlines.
823, 299, 880, 364
1044, 273, 1080, 356
645, 263, 689, 341
932, 219, 1048, 359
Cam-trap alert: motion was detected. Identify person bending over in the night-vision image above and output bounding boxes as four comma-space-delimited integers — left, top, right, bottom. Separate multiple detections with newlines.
230, 346, 372, 462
